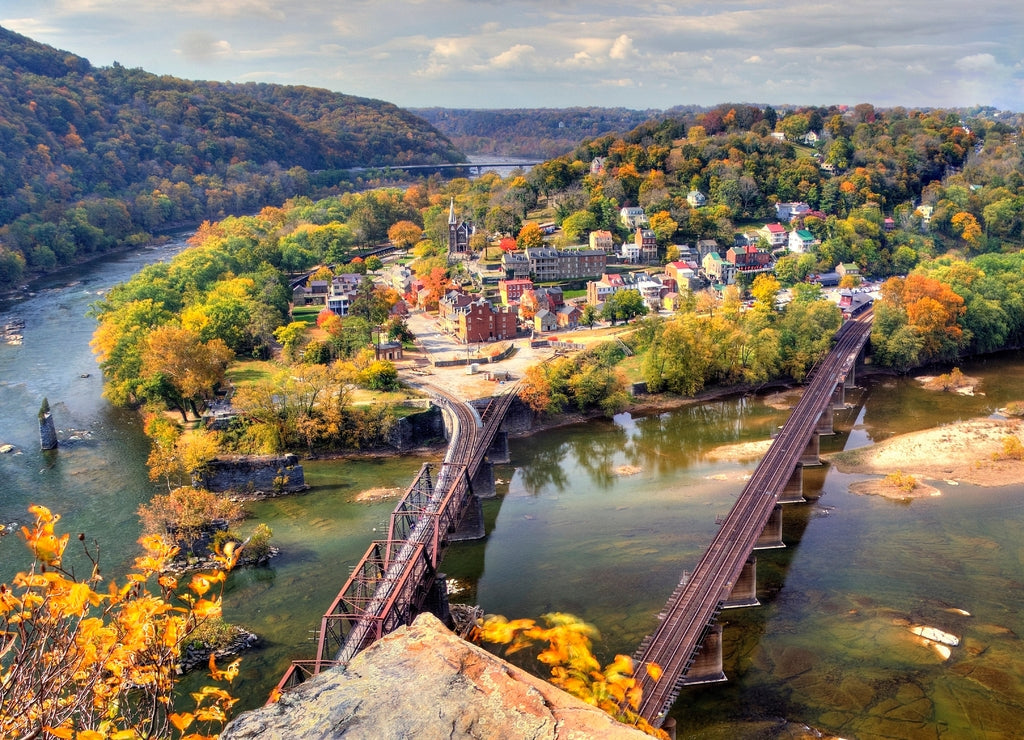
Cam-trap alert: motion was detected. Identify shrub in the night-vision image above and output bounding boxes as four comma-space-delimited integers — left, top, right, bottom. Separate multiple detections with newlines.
139, 485, 245, 550
995, 435, 1024, 461
884, 470, 918, 493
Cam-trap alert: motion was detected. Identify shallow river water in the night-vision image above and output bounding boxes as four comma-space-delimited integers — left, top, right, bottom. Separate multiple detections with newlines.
2, 245, 1023, 739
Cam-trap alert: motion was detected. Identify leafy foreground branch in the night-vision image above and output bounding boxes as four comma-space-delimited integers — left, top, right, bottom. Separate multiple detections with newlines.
0, 505, 240, 739
475, 612, 668, 739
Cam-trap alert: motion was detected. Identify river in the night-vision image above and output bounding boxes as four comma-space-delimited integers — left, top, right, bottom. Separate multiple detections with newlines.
2, 243, 1023, 739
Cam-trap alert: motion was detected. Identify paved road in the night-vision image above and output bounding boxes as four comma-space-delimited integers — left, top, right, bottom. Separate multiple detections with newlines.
402, 310, 549, 399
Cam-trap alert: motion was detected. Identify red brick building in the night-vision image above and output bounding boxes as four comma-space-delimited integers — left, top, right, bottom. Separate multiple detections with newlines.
438, 291, 519, 344
499, 278, 534, 305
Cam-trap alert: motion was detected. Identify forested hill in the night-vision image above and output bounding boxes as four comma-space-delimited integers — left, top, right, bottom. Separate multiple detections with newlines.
0, 26, 464, 289
412, 107, 663, 159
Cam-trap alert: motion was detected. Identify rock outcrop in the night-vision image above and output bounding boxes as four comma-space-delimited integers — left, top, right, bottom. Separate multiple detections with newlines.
221, 613, 651, 740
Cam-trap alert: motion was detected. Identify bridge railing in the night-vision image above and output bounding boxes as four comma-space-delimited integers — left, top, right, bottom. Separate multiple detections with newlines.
313, 539, 435, 667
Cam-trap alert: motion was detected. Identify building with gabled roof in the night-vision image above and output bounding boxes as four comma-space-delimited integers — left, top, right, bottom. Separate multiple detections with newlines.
447, 198, 473, 258
438, 290, 518, 344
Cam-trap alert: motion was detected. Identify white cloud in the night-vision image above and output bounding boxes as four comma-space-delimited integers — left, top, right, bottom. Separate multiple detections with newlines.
609, 34, 635, 60
487, 44, 535, 70
955, 53, 1002, 73
177, 33, 232, 62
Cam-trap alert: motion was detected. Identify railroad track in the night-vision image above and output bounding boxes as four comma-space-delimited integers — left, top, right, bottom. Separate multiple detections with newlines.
635, 319, 871, 724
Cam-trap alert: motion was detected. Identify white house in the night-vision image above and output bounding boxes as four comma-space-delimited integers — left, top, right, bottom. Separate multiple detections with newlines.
775, 202, 811, 222
788, 229, 816, 253
687, 190, 707, 208
620, 206, 648, 229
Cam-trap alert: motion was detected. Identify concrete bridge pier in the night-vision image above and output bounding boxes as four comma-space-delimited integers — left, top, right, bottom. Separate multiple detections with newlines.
754, 505, 785, 549
471, 460, 497, 499
423, 572, 453, 629
778, 463, 805, 503
832, 382, 846, 410
449, 495, 485, 541
816, 407, 834, 435
800, 432, 821, 466
487, 430, 510, 464
723, 556, 759, 608
679, 623, 727, 686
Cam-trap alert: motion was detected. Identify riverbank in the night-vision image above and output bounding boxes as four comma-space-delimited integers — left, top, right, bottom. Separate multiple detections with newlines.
828, 417, 1024, 491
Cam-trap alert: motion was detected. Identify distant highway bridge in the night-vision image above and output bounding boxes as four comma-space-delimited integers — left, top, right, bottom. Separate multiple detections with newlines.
342, 160, 543, 175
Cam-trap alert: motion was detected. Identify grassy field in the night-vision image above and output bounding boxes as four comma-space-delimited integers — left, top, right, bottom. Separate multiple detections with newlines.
225, 359, 280, 387
291, 305, 322, 325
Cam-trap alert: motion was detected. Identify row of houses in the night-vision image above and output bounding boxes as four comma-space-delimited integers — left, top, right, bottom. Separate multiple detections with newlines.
292, 273, 363, 313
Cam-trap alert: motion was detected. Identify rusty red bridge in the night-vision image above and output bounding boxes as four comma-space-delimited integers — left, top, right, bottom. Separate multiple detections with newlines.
276, 383, 518, 691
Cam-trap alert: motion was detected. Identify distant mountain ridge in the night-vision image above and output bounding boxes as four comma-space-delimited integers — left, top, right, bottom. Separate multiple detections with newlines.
0, 25, 464, 288
413, 107, 664, 159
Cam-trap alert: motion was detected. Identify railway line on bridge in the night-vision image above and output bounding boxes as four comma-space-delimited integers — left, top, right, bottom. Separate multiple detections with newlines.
634, 316, 872, 725
276, 316, 872, 725
276, 382, 518, 691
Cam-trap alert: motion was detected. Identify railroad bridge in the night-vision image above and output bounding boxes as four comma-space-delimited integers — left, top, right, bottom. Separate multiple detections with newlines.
276, 316, 872, 718
633, 317, 872, 727
276, 384, 518, 691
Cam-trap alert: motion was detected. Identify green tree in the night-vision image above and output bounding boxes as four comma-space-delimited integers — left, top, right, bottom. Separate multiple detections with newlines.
274, 321, 308, 362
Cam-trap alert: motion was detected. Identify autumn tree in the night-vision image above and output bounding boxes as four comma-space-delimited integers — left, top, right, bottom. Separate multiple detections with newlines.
141, 325, 234, 421
647, 210, 678, 246
417, 266, 456, 311
144, 412, 223, 491
871, 274, 967, 369
517, 222, 545, 249
0, 505, 241, 739
388, 220, 423, 249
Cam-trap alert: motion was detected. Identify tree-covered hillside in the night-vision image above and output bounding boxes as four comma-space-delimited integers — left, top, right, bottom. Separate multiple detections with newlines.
0, 26, 464, 289
413, 107, 662, 158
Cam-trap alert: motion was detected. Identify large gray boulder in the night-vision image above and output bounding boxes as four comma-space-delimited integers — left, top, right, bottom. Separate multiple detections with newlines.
222, 613, 651, 740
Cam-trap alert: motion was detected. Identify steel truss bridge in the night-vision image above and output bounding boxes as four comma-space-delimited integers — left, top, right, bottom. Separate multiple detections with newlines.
276, 383, 518, 692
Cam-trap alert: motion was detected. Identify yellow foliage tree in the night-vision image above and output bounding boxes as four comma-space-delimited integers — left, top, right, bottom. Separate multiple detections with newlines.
0, 505, 240, 739
475, 612, 668, 739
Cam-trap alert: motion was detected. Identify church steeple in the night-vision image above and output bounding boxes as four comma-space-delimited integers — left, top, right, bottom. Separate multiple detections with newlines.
447, 197, 471, 258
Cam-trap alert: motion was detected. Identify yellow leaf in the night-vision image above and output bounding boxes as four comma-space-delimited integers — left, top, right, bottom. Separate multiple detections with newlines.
645, 661, 663, 682
43, 726, 73, 739
170, 713, 195, 732
192, 597, 222, 620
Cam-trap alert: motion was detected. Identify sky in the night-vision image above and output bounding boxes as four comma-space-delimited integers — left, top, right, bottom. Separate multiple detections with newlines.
3, 0, 1023, 112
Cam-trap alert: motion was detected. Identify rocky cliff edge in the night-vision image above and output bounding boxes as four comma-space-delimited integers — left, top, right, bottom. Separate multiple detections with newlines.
221, 613, 651, 740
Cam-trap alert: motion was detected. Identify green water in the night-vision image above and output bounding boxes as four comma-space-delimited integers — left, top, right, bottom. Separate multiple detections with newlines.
2, 247, 1023, 738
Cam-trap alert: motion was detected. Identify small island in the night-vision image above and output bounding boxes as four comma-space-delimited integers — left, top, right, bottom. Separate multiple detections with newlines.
828, 416, 1024, 498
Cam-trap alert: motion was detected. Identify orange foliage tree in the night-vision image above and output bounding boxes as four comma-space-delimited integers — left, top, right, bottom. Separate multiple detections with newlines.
476, 612, 667, 739
0, 505, 240, 739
